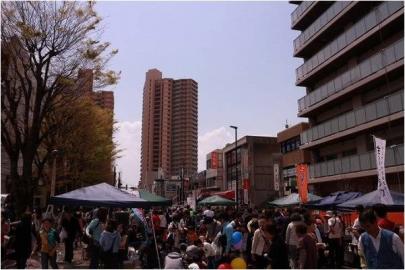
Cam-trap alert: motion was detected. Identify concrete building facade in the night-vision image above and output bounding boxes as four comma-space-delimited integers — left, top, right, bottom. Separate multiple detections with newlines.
222, 136, 281, 207
206, 149, 224, 190
139, 69, 198, 191
291, 1, 404, 195
277, 122, 311, 195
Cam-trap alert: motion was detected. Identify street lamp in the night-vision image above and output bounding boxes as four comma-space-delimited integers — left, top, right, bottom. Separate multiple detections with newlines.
230, 125, 238, 210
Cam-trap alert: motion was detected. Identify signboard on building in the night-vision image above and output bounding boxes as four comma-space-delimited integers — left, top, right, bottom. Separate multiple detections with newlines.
274, 164, 280, 191
211, 152, 218, 169
296, 164, 308, 203
243, 179, 250, 190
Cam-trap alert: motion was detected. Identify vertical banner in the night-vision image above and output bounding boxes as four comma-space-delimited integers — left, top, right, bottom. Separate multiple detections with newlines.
373, 136, 394, 204
211, 152, 218, 169
274, 164, 280, 191
243, 179, 250, 205
296, 164, 308, 203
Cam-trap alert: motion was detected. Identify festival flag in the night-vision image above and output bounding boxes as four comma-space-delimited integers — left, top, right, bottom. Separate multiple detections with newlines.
131, 208, 148, 228
373, 136, 394, 204
296, 164, 309, 203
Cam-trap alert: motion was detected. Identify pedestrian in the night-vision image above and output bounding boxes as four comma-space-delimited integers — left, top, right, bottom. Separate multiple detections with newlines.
1, 211, 10, 262
60, 208, 80, 264
358, 208, 404, 269
296, 222, 317, 269
15, 212, 35, 269
164, 246, 185, 269
99, 219, 120, 269
223, 213, 237, 256
374, 204, 396, 232
266, 223, 289, 269
251, 217, 270, 268
285, 212, 302, 269
39, 218, 59, 269
246, 217, 259, 266
199, 235, 215, 269
117, 223, 128, 268
326, 210, 344, 268
86, 207, 107, 268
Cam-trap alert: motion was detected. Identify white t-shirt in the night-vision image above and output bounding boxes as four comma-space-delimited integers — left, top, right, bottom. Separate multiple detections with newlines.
203, 209, 214, 218
328, 216, 343, 239
159, 214, 167, 228
203, 241, 215, 257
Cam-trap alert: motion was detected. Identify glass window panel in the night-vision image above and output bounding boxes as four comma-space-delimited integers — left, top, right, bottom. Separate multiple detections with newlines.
331, 118, 339, 133
312, 126, 319, 140
395, 40, 404, 59
338, 115, 347, 131
318, 49, 325, 64
324, 121, 331, 136
359, 59, 372, 77
323, 45, 331, 59
330, 40, 338, 56
355, 19, 366, 38
371, 54, 383, 73
326, 6, 334, 21
312, 54, 319, 67
388, 93, 403, 113
365, 104, 377, 122
334, 159, 342, 174
342, 70, 351, 88
355, 108, 366, 124
318, 123, 325, 138
360, 153, 371, 170
310, 92, 315, 105
388, 1, 403, 14
334, 75, 343, 91
321, 163, 328, 177
321, 84, 328, 99
350, 65, 361, 82
383, 45, 396, 64
315, 88, 321, 103
320, 12, 327, 26
350, 156, 360, 172
364, 12, 377, 32
341, 157, 351, 173
337, 34, 347, 51
346, 111, 356, 128
378, 2, 389, 22
376, 98, 389, 118
345, 27, 356, 45
327, 80, 335, 96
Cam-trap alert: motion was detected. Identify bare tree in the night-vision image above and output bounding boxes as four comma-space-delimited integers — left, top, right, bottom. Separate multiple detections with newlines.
1, 1, 120, 214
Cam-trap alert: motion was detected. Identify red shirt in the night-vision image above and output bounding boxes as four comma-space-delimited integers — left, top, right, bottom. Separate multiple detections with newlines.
152, 214, 161, 231
378, 218, 395, 232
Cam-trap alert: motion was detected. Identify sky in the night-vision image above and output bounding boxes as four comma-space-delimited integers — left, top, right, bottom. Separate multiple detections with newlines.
95, 1, 306, 187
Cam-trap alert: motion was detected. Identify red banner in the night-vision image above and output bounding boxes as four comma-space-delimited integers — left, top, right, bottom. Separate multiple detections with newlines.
296, 164, 308, 203
211, 152, 218, 169
243, 179, 250, 190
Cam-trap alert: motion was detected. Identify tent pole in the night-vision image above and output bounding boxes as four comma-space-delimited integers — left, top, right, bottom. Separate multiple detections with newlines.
150, 209, 161, 268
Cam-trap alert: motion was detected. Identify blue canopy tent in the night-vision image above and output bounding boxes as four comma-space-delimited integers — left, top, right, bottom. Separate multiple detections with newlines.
49, 183, 156, 208
337, 190, 404, 212
306, 191, 363, 210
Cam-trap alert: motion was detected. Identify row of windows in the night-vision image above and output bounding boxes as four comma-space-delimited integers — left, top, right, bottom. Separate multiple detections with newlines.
281, 136, 301, 154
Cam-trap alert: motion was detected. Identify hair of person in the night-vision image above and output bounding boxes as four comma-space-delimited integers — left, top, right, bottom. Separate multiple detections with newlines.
106, 219, 117, 232
295, 223, 307, 235
97, 207, 108, 222
265, 224, 278, 236
373, 203, 387, 218
290, 213, 302, 222
359, 208, 377, 225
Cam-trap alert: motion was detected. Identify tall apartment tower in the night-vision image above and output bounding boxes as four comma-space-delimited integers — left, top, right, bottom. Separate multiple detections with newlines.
291, 1, 404, 195
140, 69, 198, 191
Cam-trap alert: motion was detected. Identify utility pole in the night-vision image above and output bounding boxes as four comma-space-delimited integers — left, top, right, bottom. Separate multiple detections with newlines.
230, 126, 238, 211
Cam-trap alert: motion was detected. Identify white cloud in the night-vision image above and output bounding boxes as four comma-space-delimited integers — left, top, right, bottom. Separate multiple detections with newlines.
198, 127, 233, 171
114, 121, 142, 187
114, 123, 232, 187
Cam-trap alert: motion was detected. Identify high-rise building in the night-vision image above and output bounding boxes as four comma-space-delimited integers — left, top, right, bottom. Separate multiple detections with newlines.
291, 1, 404, 195
140, 69, 198, 191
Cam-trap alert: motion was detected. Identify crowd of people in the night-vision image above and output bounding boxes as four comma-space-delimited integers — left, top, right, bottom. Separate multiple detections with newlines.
1, 202, 404, 269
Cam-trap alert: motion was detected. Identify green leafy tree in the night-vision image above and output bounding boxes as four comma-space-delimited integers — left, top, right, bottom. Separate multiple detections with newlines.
1, 1, 120, 214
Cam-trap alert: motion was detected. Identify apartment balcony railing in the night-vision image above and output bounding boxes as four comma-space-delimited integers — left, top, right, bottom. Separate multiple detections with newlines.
293, 1, 351, 53
309, 144, 404, 179
298, 38, 404, 113
291, 1, 315, 26
301, 90, 404, 145
296, 1, 404, 82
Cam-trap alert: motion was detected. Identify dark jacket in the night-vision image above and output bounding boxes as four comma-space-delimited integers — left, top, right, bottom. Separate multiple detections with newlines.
268, 235, 289, 269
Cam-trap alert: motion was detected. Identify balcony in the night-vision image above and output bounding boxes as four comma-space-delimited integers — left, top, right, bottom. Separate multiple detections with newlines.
301, 90, 404, 147
291, 1, 315, 27
309, 144, 404, 181
298, 38, 404, 115
296, 1, 404, 84
293, 1, 352, 53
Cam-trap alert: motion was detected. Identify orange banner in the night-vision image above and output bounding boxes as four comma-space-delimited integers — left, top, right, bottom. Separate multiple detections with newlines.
296, 164, 309, 203
211, 152, 218, 169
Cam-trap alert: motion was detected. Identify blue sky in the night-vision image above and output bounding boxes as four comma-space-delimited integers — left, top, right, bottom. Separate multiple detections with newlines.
95, 1, 306, 186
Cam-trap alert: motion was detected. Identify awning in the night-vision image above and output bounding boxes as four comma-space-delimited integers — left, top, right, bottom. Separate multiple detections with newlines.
268, 193, 322, 207
213, 190, 235, 200
306, 191, 363, 210
49, 183, 157, 208
337, 190, 404, 212
198, 195, 237, 206
124, 189, 172, 206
